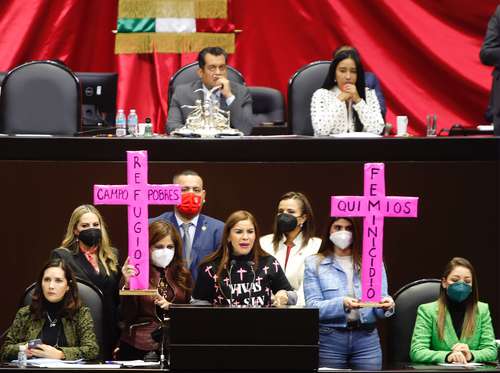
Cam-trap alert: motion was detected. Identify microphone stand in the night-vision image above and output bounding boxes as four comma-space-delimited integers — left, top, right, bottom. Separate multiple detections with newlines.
247, 261, 256, 307
228, 260, 236, 305
159, 316, 170, 369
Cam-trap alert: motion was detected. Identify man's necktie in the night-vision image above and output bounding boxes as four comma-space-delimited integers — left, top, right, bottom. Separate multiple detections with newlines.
181, 223, 193, 266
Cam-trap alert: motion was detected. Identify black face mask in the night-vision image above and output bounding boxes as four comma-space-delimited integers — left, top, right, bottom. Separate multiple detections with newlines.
277, 213, 298, 234
77, 228, 102, 247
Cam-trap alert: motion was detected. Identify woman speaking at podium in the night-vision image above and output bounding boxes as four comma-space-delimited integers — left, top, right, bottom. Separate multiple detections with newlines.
118, 220, 192, 360
51, 204, 120, 359
410, 257, 497, 364
192, 210, 297, 307
1, 259, 99, 361
303, 217, 394, 370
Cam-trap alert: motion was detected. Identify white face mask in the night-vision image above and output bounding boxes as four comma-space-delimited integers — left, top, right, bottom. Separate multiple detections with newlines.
151, 248, 175, 268
329, 230, 353, 250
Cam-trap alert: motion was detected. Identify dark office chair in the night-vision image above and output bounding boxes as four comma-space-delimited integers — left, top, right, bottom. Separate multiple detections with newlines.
0, 60, 81, 135
386, 279, 441, 364
248, 86, 285, 125
287, 61, 330, 135
21, 277, 104, 356
168, 61, 245, 106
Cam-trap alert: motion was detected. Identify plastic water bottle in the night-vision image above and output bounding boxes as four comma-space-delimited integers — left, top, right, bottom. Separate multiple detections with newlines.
127, 109, 138, 136
17, 345, 27, 368
115, 109, 127, 137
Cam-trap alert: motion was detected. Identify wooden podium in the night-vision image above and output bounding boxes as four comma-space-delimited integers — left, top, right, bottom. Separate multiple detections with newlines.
168, 305, 319, 371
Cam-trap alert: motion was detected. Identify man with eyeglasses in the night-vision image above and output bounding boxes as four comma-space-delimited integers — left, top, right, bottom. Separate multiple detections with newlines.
166, 46, 255, 135
151, 170, 224, 281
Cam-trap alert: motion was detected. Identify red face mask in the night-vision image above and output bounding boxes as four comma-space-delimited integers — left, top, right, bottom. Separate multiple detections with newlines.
176, 192, 203, 217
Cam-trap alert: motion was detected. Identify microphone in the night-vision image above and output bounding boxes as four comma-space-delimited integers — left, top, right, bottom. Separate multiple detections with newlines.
347, 100, 352, 126
226, 260, 236, 305
247, 261, 256, 307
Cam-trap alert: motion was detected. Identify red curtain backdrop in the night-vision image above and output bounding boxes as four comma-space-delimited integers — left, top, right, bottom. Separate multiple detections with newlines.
0, 0, 497, 134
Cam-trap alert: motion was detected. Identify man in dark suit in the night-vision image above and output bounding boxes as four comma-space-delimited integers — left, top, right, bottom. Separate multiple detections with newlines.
480, 5, 500, 135
151, 170, 224, 281
167, 46, 255, 135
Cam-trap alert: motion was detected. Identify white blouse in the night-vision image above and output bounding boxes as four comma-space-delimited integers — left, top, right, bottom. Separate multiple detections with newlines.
260, 232, 321, 306
334, 254, 360, 321
310, 86, 385, 136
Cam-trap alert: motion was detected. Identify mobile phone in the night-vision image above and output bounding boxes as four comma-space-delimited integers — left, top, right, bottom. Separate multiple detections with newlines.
28, 339, 42, 349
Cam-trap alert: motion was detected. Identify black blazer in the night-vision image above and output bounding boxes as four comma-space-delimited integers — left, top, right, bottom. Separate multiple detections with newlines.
480, 5, 500, 134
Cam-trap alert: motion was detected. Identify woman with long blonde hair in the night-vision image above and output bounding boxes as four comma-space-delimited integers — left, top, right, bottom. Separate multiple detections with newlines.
51, 204, 119, 360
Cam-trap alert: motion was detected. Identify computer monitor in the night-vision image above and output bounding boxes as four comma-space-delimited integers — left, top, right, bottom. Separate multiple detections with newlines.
0, 69, 117, 131
75, 72, 118, 129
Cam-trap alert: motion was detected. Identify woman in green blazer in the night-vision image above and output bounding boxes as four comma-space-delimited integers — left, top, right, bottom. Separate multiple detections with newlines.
410, 257, 497, 364
1, 259, 99, 361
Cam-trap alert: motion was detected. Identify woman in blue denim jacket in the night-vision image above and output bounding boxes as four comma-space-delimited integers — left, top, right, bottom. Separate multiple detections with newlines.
303, 217, 395, 370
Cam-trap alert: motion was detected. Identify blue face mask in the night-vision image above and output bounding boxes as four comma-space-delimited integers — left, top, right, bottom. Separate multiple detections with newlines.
446, 281, 472, 303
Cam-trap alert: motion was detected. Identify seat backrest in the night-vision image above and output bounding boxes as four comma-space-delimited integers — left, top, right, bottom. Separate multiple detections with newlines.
248, 86, 285, 124
0, 60, 81, 135
168, 61, 245, 105
287, 61, 330, 135
386, 279, 441, 364
21, 277, 104, 356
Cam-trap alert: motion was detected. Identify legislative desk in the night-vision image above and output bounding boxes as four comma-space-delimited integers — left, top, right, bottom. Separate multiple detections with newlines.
0, 135, 499, 370
0, 135, 497, 161
0, 363, 498, 372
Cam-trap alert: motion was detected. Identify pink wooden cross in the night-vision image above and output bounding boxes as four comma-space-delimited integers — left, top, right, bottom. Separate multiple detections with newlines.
93, 150, 181, 290
331, 163, 418, 302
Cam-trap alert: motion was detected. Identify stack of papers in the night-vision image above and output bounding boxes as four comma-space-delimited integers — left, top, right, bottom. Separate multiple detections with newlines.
330, 132, 381, 138
12, 358, 120, 368
12, 357, 161, 368
437, 362, 484, 368
477, 125, 494, 131
110, 360, 161, 367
